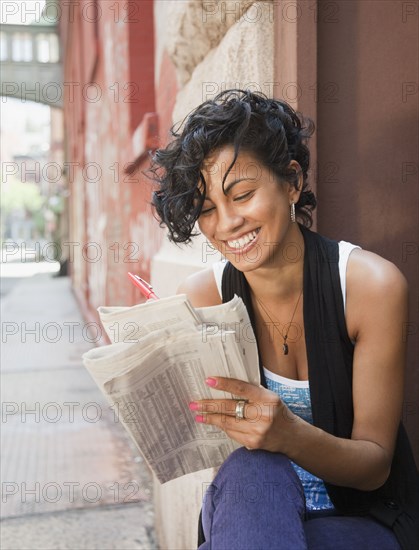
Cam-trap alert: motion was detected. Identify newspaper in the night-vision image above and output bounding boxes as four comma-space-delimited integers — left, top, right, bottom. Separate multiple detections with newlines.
82, 294, 259, 483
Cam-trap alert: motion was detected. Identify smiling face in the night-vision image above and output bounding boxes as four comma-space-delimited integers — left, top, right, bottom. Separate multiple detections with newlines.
198, 146, 302, 272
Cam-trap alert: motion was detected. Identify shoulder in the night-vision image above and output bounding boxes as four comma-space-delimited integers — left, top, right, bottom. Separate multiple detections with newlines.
346, 248, 408, 296
177, 267, 222, 308
346, 248, 408, 336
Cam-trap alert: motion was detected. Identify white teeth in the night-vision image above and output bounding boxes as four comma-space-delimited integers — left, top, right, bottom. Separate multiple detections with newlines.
227, 230, 258, 249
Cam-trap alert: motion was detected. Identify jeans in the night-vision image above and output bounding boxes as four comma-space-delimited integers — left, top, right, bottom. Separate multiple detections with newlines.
199, 448, 400, 550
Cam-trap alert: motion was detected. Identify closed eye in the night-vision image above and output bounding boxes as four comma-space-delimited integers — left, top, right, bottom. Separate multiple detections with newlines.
200, 206, 215, 216
234, 191, 254, 202
201, 191, 254, 215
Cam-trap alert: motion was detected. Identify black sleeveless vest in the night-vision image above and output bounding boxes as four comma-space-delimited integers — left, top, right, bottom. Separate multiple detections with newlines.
219, 226, 419, 550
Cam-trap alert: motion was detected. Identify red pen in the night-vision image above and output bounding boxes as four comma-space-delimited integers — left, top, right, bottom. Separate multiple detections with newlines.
127, 272, 159, 300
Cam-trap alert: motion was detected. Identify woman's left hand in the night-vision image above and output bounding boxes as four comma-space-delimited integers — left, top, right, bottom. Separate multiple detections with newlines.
189, 376, 299, 453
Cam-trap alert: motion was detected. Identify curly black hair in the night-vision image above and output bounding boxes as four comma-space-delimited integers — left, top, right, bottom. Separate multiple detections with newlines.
149, 89, 316, 244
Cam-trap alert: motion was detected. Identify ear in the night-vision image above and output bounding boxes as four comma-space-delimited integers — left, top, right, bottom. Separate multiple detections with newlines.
286, 160, 303, 204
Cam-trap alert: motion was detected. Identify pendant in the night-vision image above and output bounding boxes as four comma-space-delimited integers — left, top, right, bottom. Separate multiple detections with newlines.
283, 342, 289, 355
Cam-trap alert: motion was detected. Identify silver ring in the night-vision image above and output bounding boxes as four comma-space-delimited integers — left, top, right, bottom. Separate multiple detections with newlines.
235, 400, 247, 420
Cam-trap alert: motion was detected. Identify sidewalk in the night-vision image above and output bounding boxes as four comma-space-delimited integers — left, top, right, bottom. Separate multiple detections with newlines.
0, 271, 158, 550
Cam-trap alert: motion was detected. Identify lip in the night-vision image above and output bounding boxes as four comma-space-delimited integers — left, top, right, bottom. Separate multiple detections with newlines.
223, 228, 261, 253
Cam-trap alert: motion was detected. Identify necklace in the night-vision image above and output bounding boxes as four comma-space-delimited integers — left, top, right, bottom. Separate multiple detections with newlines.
254, 289, 303, 355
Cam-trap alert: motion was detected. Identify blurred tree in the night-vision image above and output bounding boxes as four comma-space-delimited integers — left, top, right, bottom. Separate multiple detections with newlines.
1, 175, 46, 239
1, 179, 45, 213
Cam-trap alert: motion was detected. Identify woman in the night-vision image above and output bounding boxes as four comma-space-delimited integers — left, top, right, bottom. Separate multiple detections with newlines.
149, 90, 418, 549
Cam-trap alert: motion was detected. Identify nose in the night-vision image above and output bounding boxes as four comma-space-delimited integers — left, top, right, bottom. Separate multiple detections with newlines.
215, 203, 245, 239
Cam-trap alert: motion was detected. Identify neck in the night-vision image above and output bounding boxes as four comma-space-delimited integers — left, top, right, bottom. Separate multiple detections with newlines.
244, 223, 305, 301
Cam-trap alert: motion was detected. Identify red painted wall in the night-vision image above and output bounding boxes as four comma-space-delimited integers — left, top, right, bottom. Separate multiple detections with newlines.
60, 0, 174, 327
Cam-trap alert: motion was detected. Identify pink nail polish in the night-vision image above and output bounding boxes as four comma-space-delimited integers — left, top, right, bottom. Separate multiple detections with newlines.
205, 377, 217, 387
189, 402, 199, 411
195, 415, 205, 423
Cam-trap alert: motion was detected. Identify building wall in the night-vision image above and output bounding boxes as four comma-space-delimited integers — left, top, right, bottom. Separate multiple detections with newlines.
61, 0, 161, 328
316, 0, 418, 462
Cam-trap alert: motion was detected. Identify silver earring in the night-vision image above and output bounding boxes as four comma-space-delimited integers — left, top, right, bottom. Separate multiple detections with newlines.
290, 202, 296, 223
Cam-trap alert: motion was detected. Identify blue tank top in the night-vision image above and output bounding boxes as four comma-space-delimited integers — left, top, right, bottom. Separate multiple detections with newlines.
263, 369, 334, 511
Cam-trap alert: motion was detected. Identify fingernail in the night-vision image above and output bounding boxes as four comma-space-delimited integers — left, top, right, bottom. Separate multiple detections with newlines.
189, 402, 199, 411
195, 415, 205, 423
205, 377, 217, 387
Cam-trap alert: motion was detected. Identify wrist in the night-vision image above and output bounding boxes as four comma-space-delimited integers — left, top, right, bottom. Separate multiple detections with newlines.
277, 405, 304, 457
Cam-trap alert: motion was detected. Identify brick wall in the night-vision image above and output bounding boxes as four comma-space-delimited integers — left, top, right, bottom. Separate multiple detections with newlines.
61, 0, 162, 325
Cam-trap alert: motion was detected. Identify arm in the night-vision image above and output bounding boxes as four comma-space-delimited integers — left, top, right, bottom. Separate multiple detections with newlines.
193, 250, 408, 491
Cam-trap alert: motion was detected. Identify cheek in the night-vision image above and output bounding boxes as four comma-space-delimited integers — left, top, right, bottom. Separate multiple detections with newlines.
252, 196, 283, 219
197, 217, 213, 238
198, 219, 223, 250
